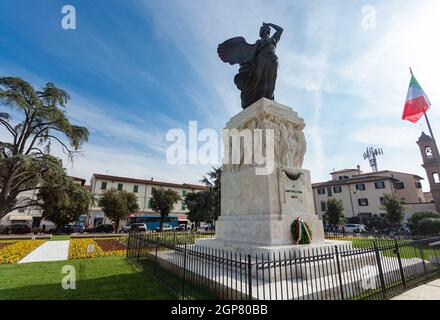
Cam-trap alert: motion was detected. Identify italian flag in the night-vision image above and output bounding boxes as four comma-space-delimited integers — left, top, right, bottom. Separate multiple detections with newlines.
402, 73, 431, 123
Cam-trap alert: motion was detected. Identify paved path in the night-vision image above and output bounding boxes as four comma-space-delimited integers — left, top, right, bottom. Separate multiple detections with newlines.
19, 240, 70, 264
391, 280, 440, 300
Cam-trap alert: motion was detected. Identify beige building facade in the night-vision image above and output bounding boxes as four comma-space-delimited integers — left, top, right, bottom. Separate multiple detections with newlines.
0, 176, 87, 228
87, 174, 207, 228
312, 167, 435, 223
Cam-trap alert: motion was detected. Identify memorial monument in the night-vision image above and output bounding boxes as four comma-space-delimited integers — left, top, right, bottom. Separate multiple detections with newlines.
196, 23, 330, 255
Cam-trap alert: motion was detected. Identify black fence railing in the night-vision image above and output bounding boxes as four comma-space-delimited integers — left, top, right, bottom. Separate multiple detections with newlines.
127, 232, 440, 300
324, 232, 432, 241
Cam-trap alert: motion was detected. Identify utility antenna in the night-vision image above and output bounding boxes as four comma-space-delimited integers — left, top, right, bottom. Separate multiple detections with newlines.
363, 147, 384, 172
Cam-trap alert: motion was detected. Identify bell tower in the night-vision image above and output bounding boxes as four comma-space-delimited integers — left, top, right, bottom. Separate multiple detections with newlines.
417, 132, 440, 212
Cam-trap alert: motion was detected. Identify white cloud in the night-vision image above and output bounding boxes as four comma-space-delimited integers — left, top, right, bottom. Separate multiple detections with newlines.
59, 143, 211, 186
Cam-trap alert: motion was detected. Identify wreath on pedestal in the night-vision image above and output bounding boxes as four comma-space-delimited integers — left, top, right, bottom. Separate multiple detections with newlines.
291, 217, 313, 245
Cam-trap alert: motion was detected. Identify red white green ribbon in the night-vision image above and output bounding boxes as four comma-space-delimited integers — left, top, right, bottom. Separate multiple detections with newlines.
297, 217, 313, 243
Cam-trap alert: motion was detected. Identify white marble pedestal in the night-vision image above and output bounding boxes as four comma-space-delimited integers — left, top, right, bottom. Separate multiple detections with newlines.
196, 98, 333, 256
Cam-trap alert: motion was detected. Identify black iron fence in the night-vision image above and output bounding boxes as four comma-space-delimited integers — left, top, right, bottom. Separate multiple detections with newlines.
127, 232, 440, 300
324, 232, 431, 241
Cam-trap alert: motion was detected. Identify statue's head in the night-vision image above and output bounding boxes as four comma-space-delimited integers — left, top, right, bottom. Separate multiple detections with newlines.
260, 25, 270, 39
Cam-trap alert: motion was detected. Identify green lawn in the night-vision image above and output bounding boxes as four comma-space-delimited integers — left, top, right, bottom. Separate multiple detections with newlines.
350, 238, 440, 260
0, 256, 176, 300
49, 235, 71, 241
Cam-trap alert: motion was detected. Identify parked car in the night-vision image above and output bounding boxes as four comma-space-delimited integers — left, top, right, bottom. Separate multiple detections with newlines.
345, 224, 367, 233
60, 225, 75, 234
174, 224, 190, 232
202, 224, 215, 231
84, 224, 115, 233
130, 223, 148, 232
155, 224, 173, 232
121, 224, 132, 233
73, 224, 85, 233
41, 224, 56, 233
1, 224, 31, 235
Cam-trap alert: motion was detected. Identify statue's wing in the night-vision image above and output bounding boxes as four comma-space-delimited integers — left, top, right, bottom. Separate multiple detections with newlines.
217, 37, 256, 65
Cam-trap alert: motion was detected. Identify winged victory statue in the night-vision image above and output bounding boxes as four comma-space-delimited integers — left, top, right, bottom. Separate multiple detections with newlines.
217, 22, 283, 109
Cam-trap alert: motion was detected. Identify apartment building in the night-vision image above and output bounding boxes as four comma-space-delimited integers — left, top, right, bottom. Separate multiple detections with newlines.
87, 174, 207, 227
0, 176, 87, 228
312, 167, 435, 222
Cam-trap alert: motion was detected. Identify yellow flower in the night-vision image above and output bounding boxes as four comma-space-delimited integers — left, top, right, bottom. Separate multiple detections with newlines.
0, 240, 46, 264
68, 238, 127, 260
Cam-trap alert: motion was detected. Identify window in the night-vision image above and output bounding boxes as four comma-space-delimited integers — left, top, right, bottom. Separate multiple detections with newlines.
339, 176, 349, 180
117, 183, 123, 191
426, 147, 434, 159
133, 185, 139, 193
151, 187, 156, 194
100, 182, 107, 190
356, 184, 366, 191
415, 182, 422, 189
433, 172, 440, 184
181, 203, 187, 210
327, 187, 333, 197
321, 201, 327, 212
333, 186, 342, 193
182, 190, 187, 197
148, 199, 153, 209
375, 181, 385, 189
395, 182, 405, 190
358, 198, 369, 206
380, 197, 385, 205
18, 208, 25, 213
317, 188, 326, 195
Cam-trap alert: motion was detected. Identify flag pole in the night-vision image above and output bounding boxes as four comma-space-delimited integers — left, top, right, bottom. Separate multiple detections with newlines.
424, 112, 436, 142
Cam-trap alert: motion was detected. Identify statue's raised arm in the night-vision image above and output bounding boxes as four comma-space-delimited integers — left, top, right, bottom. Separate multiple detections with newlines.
217, 23, 283, 109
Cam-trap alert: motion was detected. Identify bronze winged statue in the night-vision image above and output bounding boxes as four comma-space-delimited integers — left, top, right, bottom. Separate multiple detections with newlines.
217, 22, 283, 109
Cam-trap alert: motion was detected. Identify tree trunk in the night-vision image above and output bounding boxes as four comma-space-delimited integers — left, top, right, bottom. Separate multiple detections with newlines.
115, 219, 120, 234
159, 215, 164, 232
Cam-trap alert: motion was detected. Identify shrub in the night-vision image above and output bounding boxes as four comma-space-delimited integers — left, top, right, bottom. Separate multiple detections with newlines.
408, 211, 440, 233
32, 227, 41, 234
417, 218, 440, 236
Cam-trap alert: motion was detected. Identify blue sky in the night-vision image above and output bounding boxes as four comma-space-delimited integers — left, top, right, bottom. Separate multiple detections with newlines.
1, 0, 440, 189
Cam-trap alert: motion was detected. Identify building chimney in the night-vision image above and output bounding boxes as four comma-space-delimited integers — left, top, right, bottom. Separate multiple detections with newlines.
357, 165, 361, 175
151, 178, 154, 181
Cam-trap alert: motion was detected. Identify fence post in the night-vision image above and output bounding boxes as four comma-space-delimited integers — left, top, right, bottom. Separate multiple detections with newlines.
394, 239, 406, 288
182, 243, 188, 299
154, 233, 159, 274
373, 241, 387, 298
419, 242, 427, 275
334, 246, 345, 300
126, 232, 131, 259
136, 233, 141, 264
247, 255, 252, 300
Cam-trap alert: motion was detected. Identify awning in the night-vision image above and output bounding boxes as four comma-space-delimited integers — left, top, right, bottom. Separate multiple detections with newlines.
9, 215, 33, 221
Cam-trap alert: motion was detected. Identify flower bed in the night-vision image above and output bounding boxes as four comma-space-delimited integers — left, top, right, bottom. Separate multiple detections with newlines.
69, 238, 127, 260
0, 240, 46, 264
0, 242, 13, 250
